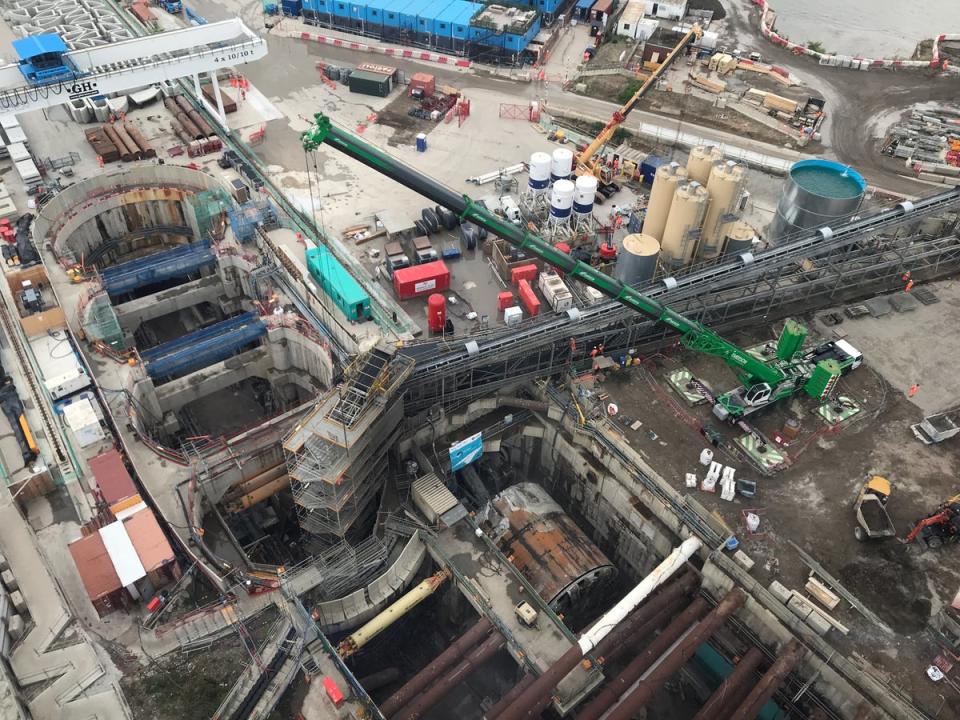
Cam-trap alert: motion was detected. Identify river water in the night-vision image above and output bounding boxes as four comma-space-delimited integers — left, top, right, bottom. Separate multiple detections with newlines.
765, 0, 959, 58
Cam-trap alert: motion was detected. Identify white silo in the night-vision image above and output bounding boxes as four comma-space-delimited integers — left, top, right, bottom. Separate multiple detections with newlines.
574, 175, 598, 216
550, 179, 575, 221
528, 152, 552, 192
642, 162, 687, 242
699, 160, 746, 260
551, 148, 574, 183
661, 180, 710, 268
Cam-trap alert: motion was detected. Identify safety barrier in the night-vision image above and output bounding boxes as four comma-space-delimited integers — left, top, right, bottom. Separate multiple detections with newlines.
283, 29, 471, 68
753, 0, 957, 73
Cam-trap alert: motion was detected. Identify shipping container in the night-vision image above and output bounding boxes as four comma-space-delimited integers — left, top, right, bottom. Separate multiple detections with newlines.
201, 84, 237, 114
497, 291, 513, 310
306, 244, 372, 321
511, 263, 537, 285
348, 69, 393, 97
393, 260, 450, 299
538, 272, 574, 312
517, 279, 540, 317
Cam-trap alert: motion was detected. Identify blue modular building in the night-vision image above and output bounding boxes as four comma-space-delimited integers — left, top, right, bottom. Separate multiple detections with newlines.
302, 0, 543, 64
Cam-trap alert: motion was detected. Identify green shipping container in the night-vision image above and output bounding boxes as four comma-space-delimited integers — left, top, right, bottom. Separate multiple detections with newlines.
804, 358, 841, 399
348, 70, 392, 97
776, 318, 807, 361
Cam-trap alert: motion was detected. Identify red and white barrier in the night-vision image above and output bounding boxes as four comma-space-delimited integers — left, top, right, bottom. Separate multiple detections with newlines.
292, 31, 471, 68
752, 0, 957, 73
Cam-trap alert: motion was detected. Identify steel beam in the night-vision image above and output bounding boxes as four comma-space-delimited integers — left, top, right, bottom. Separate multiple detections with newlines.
379, 617, 493, 717
690, 645, 764, 720
603, 589, 748, 720
391, 632, 506, 720
574, 597, 710, 720
727, 640, 805, 720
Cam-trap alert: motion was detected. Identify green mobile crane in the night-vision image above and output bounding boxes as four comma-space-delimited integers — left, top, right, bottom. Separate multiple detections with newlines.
301, 115, 862, 421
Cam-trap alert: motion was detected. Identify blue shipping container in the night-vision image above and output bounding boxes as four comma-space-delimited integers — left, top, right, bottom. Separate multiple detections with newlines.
640, 155, 665, 185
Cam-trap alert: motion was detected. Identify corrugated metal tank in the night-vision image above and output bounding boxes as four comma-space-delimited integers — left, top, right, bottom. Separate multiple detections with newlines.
661, 180, 709, 267
686, 144, 723, 185
722, 219, 757, 257
488, 482, 616, 613
642, 161, 687, 241
616, 233, 660, 285
699, 160, 745, 260
768, 159, 867, 241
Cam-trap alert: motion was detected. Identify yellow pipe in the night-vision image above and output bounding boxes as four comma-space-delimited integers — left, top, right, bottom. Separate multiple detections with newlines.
224, 474, 291, 513
338, 569, 451, 657
222, 463, 287, 503
18, 415, 38, 454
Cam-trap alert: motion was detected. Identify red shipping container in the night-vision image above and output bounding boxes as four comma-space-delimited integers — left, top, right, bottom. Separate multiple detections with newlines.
323, 677, 344, 707
409, 72, 436, 97
497, 291, 513, 311
393, 260, 450, 300
146, 596, 162, 613
511, 263, 538, 286
518, 279, 540, 317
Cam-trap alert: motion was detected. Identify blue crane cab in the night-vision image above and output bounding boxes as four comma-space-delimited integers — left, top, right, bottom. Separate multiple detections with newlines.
13, 34, 78, 85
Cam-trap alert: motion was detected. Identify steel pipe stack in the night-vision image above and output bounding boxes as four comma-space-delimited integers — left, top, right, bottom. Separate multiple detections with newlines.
492, 538, 702, 720
164, 97, 203, 139
392, 632, 506, 720
175, 95, 213, 137
728, 639, 805, 720
113, 124, 142, 160
379, 617, 493, 717
484, 673, 535, 719
604, 588, 748, 720
124, 123, 156, 158
690, 645, 764, 720
101, 124, 132, 162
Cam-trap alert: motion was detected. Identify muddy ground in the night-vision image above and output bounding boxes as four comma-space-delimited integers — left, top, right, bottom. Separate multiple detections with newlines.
591, 296, 960, 717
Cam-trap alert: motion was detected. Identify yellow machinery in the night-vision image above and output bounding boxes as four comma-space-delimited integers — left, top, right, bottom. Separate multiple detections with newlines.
575, 24, 702, 188
853, 476, 895, 541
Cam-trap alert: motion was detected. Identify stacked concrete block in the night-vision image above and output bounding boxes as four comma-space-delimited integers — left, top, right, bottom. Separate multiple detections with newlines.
0, 0, 134, 51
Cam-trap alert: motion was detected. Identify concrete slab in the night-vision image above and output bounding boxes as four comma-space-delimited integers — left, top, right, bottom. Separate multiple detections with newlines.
863, 296, 891, 317
888, 292, 920, 313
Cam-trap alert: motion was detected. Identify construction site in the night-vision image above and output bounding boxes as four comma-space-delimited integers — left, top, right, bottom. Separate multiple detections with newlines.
0, 0, 955, 720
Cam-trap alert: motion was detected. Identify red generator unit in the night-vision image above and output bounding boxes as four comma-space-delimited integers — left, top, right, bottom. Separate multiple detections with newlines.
427, 293, 446, 333
511, 263, 538, 286
497, 291, 514, 311
518, 279, 540, 317
409, 72, 436, 98
393, 260, 450, 300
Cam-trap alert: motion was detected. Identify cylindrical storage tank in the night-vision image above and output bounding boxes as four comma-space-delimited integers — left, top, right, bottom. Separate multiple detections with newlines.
549, 179, 575, 219
722, 219, 757, 257
768, 159, 867, 242
686, 144, 723, 184
550, 148, 574, 182
573, 175, 598, 215
642, 162, 687, 241
528, 151, 551, 191
699, 160, 746, 260
427, 293, 446, 333
616, 233, 660, 286
488, 483, 617, 613
661, 180, 710, 267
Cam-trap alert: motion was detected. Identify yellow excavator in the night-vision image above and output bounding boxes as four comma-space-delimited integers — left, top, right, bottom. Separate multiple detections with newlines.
574, 24, 703, 193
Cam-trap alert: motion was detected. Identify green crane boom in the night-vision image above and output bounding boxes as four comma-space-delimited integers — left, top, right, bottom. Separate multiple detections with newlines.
301, 115, 854, 420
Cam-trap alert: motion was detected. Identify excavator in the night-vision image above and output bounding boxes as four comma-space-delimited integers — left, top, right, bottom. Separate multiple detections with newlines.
574, 24, 703, 194
300, 116, 863, 423
905, 494, 960, 549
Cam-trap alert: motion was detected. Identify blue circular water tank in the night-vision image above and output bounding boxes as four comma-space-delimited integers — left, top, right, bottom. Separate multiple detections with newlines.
769, 159, 867, 241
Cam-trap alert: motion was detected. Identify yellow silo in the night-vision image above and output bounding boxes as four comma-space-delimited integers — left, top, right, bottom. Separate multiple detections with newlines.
661, 181, 710, 268
699, 160, 746, 260
686, 145, 724, 185
721, 220, 757, 258
642, 162, 688, 241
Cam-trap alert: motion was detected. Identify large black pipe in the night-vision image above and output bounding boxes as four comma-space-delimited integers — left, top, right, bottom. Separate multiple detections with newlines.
728, 640, 805, 720
604, 589, 748, 720
483, 673, 535, 720
691, 645, 764, 720
379, 617, 493, 717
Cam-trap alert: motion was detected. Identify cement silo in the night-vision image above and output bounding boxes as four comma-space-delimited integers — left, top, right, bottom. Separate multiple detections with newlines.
768, 159, 867, 241
699, 160, 745, 260
721, 220, 757, 257
551, 148, 574, 183
686, 145, 724, 185
642, 162, 687, 241
616, 233, 660, 285
661, 181, 709, 268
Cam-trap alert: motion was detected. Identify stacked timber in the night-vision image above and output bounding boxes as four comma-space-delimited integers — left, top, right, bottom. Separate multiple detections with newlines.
201, 84, 237, 114
84, 128, 120, 163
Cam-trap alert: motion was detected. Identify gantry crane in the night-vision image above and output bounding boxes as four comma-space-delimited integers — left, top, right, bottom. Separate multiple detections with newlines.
300, 115, 863, 422
575, 24, 702, 190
